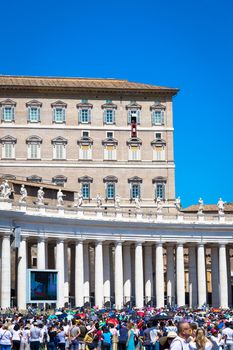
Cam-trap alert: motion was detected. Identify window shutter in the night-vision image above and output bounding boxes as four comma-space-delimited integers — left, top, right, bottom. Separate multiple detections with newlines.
62, 108, 65, 122
152, 111, 155, 125
128, 110, 131, 125
161, 111, 164, 125
137, 110, 141, 125
12, 107, 15, 121
27, 107, 31, 122
38, 108, 41, 122
78, 109, 82, 123
162, 183, 165, 199
103, 110, 107, 124
112, 109, 116, 124
130, 183, 132, 199
53, 108, 56, 122
88, 109, 91, 123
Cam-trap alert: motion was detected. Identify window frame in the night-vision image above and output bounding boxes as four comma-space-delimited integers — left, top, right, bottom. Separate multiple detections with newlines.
0, 99, 16, 123
26, 136, 42, 160
0, 135, 17, 159
51, 137, 68, 160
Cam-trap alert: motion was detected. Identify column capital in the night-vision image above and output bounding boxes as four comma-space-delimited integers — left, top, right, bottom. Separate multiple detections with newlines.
156, 242, 163, 247
38, 236, 47, 243
115, 240, 124, 246
176, 242, 184, 248
57, 238, 65, 244
219, 243, 227, 249
95, 239, 104, 246
2, 233, 11, 240
135, 241, 144, 247
197, 243, 205, 247
75, 238, 84, 244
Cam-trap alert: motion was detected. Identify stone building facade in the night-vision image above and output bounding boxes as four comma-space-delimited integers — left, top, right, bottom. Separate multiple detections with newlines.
0, 75, 178, 209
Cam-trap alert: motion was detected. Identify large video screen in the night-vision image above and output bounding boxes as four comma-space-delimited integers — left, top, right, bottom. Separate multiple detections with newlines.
29, 270, 58, 302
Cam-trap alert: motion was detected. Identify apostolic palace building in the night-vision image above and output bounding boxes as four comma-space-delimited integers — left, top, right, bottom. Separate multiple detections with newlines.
0, 75, 232, 310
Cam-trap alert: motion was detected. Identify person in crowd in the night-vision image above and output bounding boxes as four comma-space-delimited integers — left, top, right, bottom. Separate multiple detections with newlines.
222, 322, 233, 350
69, 320, 80, 350
30, 322, 41, 350
170, 322, 191, 350
126, 323, 135, 350
0, 324, 13, 350
12, 323, 21, 350
56, 326, 66, 350
102, 326, 112, 350
118, 323, 128, 350
20, 324, 30, 350
189, 327, 213, 350
47, 325, 57, 350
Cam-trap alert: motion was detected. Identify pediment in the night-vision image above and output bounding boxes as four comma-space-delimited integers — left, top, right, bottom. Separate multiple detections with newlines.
101, 102, 117, 109
0, 135, 17, 143
0, 99, 16, 106
26, 99, 42, 107
76, 102, 93, 109
26, 135, 42, 143
128, 176, 143, 183
126, 137, 142, 145
51, 100, 67, 108
126, 102, 142, 110
103, 175, 118, 183
152, 176, 167, 183
150, 103, 166, 111
102, 137, 118, 145
78, 176, 93, 183
51, 136, 68, 144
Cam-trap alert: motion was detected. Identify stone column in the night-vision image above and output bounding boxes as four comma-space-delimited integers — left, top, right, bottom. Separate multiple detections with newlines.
95, 241, 103, 307
1, 235, 11, 308
75, 240, 84, 307
156, 243, 164, 307
197, 243, 207, 307
227, 247, 232, 307
83, 243, 90, 303
176, 243, 185, 306
189, 246, 198, 307
103, 244, 111, 303
17, 237, 27, 309
64, 243, 69, 305
219, 244, 228, 308
166, 244, 175, 306
123, 243, 131, 304
56, 239, 65, 308
115, 241, 123, 309
135, 242, 144, 308
211, 247, 219, 307
37, 238, 46, 269
144, 244, 153, 304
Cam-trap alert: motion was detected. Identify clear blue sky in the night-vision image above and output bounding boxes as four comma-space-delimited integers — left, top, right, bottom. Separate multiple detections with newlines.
0, 0, 232, 207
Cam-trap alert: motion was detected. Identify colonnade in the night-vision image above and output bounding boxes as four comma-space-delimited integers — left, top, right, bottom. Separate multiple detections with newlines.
0, 235, 231, 309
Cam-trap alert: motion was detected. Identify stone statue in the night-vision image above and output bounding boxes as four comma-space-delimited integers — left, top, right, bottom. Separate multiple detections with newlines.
75, 190, 83, 207
37, 187, 45, 205
175, 196, 181, 210
217, 197, 225, 213
57, 189, 65, 206
96, 193, 102, 208
0, 180, 12, 199
156, 197, 163, 213
115, 194, 121, 209
198, 197, 204, 213
134, 196, 141, 209
19, 184, 27, 202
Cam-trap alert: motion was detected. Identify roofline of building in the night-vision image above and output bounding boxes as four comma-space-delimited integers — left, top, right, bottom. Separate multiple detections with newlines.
0, 74, 179, 96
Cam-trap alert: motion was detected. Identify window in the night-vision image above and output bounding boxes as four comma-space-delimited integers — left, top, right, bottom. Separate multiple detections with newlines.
150, 103, 166, 125
80, 109, 90, 123
51, 101, 67, 123
103, 109, 115, 124
0, 99, 16, 122
106, 99, 112, 103
29, 107, 40, 122
82, 183, 90, 199
152, 177, 166, 200
81, 99, 88, 103
54, 108, 65, 123
52, 137, 67, 160
78, 176, 93, 200
104, 145, 116, 160
128, 176, 143, 200
26, 136, 42, 160
77, 101, 93, 124
82, 131, 90, 138
126, 102, 141, 125
153, 146, 165, 161
80, 145, 92, 160
127, 138, 142, 161
0, 135, 17, 159
26, 100, 42, 123
77, 137, 93, 160
151, 138, 166, 161
132, 184, 140, 199
106, 131, 114, 138
155, 133, 162, 139
106, 183, 115, 199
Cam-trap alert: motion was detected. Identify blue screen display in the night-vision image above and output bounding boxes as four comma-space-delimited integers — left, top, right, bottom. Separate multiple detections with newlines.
30, 271, 57, 301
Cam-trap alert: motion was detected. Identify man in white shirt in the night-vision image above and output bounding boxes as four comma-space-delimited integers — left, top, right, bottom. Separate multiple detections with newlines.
170, 322, 191, 350
222, 322, 233, 350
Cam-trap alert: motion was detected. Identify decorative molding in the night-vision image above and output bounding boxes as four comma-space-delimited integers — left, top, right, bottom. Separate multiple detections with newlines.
51, 100, 67, 108
26, 99, 42, 107
77, 137, 93, 145
26, 135, 42, 144
76, 102, 93, 109
103, 175, 118, 183
150, 102, 166, 111
128, 176, 143, 183
78, 175, 93, 183
126, 137, 142, 146
0, 135, 17, 144
51, 136, 68, 144
125, 102, 142, 110
101, 102, 117, 109
0, 99, 16, 107
102, 137, 118, 146
152, 176, 167, 183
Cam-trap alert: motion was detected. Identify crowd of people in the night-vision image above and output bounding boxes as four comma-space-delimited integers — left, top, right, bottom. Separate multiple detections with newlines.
0, 307, 233, 350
